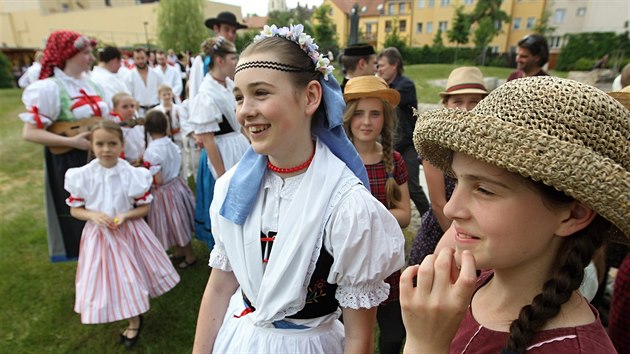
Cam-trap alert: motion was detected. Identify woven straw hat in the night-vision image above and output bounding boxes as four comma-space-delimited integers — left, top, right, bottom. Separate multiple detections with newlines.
414, 76, 630, 242
343, 76, 401, 106
439, 66, 489, 99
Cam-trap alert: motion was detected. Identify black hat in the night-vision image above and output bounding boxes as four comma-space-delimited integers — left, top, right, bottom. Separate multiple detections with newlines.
343, 43, 376, 56
204, 11, 248, 30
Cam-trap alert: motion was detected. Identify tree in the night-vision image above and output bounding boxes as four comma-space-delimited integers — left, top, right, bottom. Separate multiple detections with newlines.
0, 51, 14, 88
312, 4, 339, 56
447, 5, 471, 62
267, 5, 314, 35
532, 9, 556, 36
157, 0, 207, 53
468, 0, 510, 65
433, 28, 445, 48
384, 21, 408, 53
235, 30, 258, 53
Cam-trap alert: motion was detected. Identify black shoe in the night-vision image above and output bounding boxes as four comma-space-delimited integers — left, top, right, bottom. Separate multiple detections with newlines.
120, 315, 143, 348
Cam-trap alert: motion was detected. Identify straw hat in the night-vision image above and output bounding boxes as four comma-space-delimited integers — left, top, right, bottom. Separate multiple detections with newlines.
608, 85, 630, 110
414, 76, 630, 242
343, 76, 401, 106
439, 66, 488, 99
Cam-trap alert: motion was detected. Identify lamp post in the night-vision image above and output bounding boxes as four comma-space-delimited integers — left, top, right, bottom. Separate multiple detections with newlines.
143, 21, 149, 49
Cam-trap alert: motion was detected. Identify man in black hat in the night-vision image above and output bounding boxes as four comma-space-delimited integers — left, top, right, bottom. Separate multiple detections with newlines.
339, 43, 377, 92
204, 11, 247, 43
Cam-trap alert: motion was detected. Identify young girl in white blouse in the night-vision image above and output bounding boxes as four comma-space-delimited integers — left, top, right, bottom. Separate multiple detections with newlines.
64, 120, 179, 347
143, 110, 196, 268
110, 92, 145, 166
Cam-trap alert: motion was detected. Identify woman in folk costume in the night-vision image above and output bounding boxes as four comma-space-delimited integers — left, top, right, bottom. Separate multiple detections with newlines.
193, 24, 405, 353
188, 36, 249, 251
20, 30, 109, 261
65, 121, 179, 347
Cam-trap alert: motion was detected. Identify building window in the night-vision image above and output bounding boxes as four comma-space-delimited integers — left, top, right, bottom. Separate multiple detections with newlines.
440, 0, 450, 6
428, 0, 435, 8
400, 3, 406, 14
512, 18, 521, 30
439, 21, 448, 31
550, 36, 562, 48
366, 23, 373, 35
418, 0, 425, 8
492, 46, 499, 54
389, 3, 395, 14
576, 7, 586, 17
417, 22, 423, 33
386, 20, 392, 33
554, 8, 566, 23
494, 20, 502, 30
427, 21, 433, 33
526, 17, 535, 29
464, 0, 474, 4
400, 20, 407, 32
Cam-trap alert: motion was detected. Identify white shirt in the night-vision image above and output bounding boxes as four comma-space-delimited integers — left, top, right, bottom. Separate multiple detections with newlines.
143, 137, 181, 183
18, 62, 41, 88
154, 103, 185, 141
124, 67, 164, 107
154, 64, 183, 99
90, 66, 130, 109
65, 158, 153, 217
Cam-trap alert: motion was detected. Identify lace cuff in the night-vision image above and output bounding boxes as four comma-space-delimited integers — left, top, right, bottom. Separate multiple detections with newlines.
192, 122, 220, 135
208, 247, 232, 271
336, 282, 390, 309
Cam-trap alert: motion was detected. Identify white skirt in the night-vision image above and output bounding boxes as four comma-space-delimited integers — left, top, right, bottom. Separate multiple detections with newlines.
208, 131, 249, 179
74, 219, 180, 324
147, 177, 195, 249
213, 291, 345, 354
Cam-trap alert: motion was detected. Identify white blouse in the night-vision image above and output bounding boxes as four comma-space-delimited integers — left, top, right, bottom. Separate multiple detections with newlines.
188, 76, 238, 135
65, 159, 153, 217
20, 67, 109, 127
143, 137, 181, 183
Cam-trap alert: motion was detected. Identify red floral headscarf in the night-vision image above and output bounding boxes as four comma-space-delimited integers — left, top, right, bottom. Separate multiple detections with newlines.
39, 30, 96, 80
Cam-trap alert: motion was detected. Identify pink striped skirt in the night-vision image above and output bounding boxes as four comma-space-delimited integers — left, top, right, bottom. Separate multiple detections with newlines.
147, 177, 195, 250
74, 219, 180, 324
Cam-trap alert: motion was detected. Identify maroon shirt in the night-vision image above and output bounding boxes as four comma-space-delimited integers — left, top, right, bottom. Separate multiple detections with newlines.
450, 272, 617, 353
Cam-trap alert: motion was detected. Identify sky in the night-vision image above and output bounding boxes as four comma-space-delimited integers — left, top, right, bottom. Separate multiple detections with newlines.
213, 0, 324, 17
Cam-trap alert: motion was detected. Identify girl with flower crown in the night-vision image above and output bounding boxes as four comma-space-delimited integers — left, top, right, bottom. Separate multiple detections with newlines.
400, 76, 625, 353
188, 37, 249, 251
193, 24, 405, 353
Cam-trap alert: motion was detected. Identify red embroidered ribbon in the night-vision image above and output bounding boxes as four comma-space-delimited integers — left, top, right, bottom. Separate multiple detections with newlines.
134, 191, 151, 201
233, 307, 254, 318
30, 106, 45, 129
110, 112, 124, 122
72, 89, 103, 117
67, 195, 84, 203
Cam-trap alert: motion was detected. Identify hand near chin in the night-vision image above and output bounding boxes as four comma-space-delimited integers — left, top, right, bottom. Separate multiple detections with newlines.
399, 248, 477, 354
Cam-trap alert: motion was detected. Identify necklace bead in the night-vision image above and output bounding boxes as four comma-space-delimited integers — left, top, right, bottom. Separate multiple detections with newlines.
267, 149, 315, 174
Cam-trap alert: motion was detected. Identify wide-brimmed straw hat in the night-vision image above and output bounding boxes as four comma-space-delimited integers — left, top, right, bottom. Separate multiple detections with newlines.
608, 85, 630, 110
439, 66, 488, 99
205, 11, 247, 30
343, 76, 401, 106
414, 76, 630, 243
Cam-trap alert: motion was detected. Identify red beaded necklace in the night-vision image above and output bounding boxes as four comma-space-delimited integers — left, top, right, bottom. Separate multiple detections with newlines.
267, 149, 315, 174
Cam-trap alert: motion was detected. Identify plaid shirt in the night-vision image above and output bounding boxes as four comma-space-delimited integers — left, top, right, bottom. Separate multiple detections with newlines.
365, 150, 408, 303
609, 253, 630, 353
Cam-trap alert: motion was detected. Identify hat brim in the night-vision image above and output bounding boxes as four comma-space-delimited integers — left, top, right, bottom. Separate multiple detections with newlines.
344, 89, 401, 106
608, 91, 630, 111
205, 18, 248, 30
413, 108, 630, 244
439, 88, 488, 99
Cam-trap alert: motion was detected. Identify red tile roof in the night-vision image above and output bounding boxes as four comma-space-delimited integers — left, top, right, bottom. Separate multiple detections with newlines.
243, 15, 268, 30
328, 0, 383, 17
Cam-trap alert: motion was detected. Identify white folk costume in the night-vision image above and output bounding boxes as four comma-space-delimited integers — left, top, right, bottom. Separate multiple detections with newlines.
20, 67, 109, 261
144, 137, 195, 250
209, 139, 406, 353
64, 159, 180, 324
18, 61, 41, 88
124, 67, 164, 116
154, 64, 183, 100
90, 66, 130, 109
154, 103, 188, 179
176, 99, 201, 181
188, 75, 249, 179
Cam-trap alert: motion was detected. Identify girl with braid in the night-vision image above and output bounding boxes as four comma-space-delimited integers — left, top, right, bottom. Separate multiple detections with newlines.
400, 76, 626, 353
343, 75, 410, 354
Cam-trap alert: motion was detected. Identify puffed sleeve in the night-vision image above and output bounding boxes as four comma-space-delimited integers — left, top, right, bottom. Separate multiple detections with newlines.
188, 85, 221, 134
142, 145, 162, 176
128, 166, 153, 205
64, 167, 86, 207
326, 185, 406, 309
19, 79, 60, 128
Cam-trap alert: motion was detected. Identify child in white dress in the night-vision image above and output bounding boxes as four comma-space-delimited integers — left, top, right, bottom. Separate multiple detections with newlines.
110, 92, 145, 166
65, 120, 179, 347
143, 110, 197, 268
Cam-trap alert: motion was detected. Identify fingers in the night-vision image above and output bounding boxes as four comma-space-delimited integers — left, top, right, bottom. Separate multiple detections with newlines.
454, 250, 477, 301
400, 265, 420, 307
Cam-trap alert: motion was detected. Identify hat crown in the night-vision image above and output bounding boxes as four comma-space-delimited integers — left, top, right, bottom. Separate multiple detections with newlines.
474, 76, 629, 171
343, 76, 401, 105
441, 66, 488, 97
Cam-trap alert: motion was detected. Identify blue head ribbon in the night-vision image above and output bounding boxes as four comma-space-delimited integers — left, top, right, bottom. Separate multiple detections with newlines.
203, 55, 212, 76
219, 75, 370, 225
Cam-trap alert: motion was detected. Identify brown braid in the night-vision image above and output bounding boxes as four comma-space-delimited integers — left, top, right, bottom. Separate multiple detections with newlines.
342, 98, 401, 208
504, 184, 608, 353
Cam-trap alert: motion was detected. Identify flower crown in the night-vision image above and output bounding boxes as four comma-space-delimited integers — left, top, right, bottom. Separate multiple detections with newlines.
254, 24, 334, 80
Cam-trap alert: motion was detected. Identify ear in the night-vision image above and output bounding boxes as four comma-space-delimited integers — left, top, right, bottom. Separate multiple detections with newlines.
357, 58, 366, 70
555, 201, 597, 237
304, 80, 322, 117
